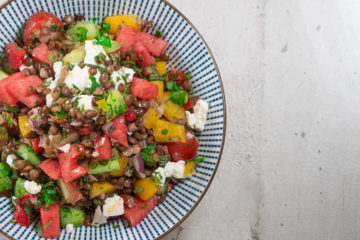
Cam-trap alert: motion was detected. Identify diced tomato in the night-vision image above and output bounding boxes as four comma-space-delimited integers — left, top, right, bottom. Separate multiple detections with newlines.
40, 203, 60, 238
0, 72, 24, 106
130, 77, 158, 101
38, 159, 61, 180
76, 124, 94, 136
94, 135, 111, 160
124, 196, 157, 227
168, 70, 185, 84
14, 204, 30, 227
183, 96, 199, 110
134, 41, 155, 66
135, 32, 169, 57
8, 75, 44, 108
107, 115, 128, 147
115, 24, 137, 52
19, 194, 38, 207
31, 43, 58, 67
58, 144, 88, 182
5, 42, 26, 70
166, 130, 198, 161
30, 137, 43, 153
23, 12, 63, 45
125, 108, 137, 122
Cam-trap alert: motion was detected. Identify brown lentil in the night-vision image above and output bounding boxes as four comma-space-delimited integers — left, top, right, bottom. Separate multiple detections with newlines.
14, 160, 26, 170
29, 169, 40, 180
63, 15, 74, 25
88, 67, 97, 76
84, 110, 98, 119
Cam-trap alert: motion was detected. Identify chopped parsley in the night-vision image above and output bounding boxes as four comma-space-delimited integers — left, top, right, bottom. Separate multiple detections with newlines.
166, 81, 179, 92
67, 63, 75, 71
140, 144, 156, 167
96, 35, 112, 48
91, 17, 98, 24
161, 128, 168, 135
169, 73, 179, 81
55, 110, 68, 120
9, 220, 15, 224
170, 90, 188, 105
151, 171, 163, 185
189, 155, 206, 162
113, 225, 119, 229
148, 64, 162, 81
140, 204, 148, 209
37, 182, 57, 210
47, 52, 57, 63
2, 112, 13, 127
43, 220, 52, 229
95, 52, 106, 64
159, 154, 170, 167
154, 30, 163, 38
184, 71, 191, 80
134, 187, 144, 194
89, 75, 101, 93
3, 104, 19, 114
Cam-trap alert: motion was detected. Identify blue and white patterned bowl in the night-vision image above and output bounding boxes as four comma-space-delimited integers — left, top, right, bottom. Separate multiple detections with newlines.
0, 0, 226, 239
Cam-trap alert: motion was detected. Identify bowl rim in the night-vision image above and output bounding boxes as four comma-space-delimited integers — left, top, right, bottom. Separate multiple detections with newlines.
0, 0, 227, 239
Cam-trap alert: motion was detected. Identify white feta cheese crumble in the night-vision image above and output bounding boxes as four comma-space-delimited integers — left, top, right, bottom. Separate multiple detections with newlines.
46, 94, 54, 108
24, 180, 42, 194
111, 67, 135, 90
11, 196, 17, 205
6, 154, 17, 169
19, 64, 26, 71
152, 160, 190, 187
65, 65, 92, 92
66, 224, 74, 233
92, 206, 108, 226
102, 195, 124, 217
84, 40, 109, 65
92, 151, 99, 158
58, 143, 71, 153
73, 95, 95, 112
185, 99, 209, 132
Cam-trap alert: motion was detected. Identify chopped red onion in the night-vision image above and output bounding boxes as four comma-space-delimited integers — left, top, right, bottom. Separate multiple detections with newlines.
101, 121, 116, 135
39, 136, 46, 147
132, 154, 145, 178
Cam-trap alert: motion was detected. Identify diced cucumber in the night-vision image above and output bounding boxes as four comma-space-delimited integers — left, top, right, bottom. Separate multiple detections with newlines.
0, 70, 9, 81
89, 154, 121, 175
103, 40, 122, 54
14, 178, 28, 198
57, 178, 71, 203
16, 143, 40, 165
66, 21, 98, 42
63, 46, 86, 65
60, 207, 85, 228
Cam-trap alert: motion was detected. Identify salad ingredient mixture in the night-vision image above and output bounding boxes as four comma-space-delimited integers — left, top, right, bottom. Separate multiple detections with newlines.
0, 11, 209, 237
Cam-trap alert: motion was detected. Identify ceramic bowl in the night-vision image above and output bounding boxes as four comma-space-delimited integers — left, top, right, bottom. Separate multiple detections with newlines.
0, 0, 226, 239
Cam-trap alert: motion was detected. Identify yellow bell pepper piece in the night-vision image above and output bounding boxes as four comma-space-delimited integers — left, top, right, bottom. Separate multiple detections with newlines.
134, 178, 158, 201
164, 91, 171, 101
184, 161, 196, 175
96, 99, 109, 112
18, 115, 32, 137
90, 182, 116, 199
152, 81, 164, 100
153, 120, 186, 143
144, 108, 161, 129
164, 100, 186, 122
105, 14, 139, 34
156, 61, 167, 75
63, 46, 86, 65
0, 125, 8, 146
110, 157, 129, 177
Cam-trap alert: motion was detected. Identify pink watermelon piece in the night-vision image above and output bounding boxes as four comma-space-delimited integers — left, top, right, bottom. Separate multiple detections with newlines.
134, 42, 155, 66
135, 32, 169, 57
116, 24, 137, 52
0, 72, 24, 106
9, 75, 44, 108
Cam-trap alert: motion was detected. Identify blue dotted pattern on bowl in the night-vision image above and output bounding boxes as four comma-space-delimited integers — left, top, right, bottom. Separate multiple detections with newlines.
0, 0, 225, 239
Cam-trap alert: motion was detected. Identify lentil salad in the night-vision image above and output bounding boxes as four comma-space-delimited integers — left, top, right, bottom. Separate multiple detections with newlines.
0, 11, 209, 238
